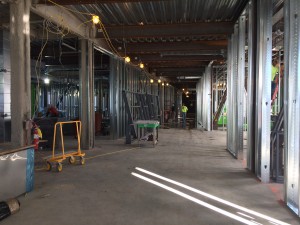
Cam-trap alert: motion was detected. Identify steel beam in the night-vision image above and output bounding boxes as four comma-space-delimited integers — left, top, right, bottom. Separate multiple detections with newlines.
284, 0, 300, 216
255, 0, 272, 183
121, 42, 227, 54
153, 66, 204, 73
37, 0, 172, 5
148, 61, 207, 68
30, 5, 113, 55
131, 54, 224, 63
99, 22, 233, 39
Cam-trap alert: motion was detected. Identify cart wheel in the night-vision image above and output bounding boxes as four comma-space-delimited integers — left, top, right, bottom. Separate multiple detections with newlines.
46, 162, 52, 171
69, 156, 76, 164
56, 162, 63, 172
79, 157, 85, 165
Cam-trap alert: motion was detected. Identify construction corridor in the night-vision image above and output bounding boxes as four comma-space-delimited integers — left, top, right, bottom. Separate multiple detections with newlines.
2, 129, 299, 225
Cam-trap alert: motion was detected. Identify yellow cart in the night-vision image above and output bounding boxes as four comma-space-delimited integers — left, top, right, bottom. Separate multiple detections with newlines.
44, 121, 85, 172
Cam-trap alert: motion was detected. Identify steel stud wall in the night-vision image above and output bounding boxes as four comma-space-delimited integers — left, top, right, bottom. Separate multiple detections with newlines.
227, 24, 239, 157
196, 65, 211, 131
255, 0, 272, 183
284, 0, 300, 215
109, 56, 160, 139
246, 0, 257, 172
237, 15, 246, 159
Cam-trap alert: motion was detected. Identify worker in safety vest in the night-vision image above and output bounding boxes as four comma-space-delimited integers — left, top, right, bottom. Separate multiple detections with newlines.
181, 103, 188, 128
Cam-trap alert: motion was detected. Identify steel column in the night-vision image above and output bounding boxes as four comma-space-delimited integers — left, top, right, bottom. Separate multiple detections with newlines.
227, 24, 238, 157
109, 57, 120, 139
227, 36, 233, 152
255, 0, 272, 183
237, 15, 246, 159
79, 40, 94, 149
284, 0, 300, 215
247, 0, 257, 172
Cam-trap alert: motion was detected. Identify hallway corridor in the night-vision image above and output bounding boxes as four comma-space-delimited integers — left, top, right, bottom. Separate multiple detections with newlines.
2, 129, 299, 225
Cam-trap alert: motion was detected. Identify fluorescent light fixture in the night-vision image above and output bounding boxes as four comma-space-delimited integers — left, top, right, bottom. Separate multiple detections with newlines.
134, 167, 290, 225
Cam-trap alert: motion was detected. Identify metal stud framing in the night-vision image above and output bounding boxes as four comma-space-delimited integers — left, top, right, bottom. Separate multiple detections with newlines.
247, 0, 257, 172
255, 0, 272, 182
237, 15, 246, 159
284, 0, 300, 215
196, 65, 211, 131
227, 24, 239, 157
109, 56, 161, 140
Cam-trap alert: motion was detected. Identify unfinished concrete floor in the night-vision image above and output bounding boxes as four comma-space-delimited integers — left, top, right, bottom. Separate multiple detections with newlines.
2, 129, 300, 225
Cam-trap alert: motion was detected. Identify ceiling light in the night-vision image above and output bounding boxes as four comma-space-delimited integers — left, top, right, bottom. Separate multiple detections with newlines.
162, 83, 165, 86
125, 56, 131, 63
158, 79, 161, 83
140, 63, 144, 69
44, 77, 50, 84
186, 91, 189, 94
182, 88, 185, 91
92, 15, 100, 24
186, 95, 189, 98
166, 83, 169, 86
150, 79, 154, 83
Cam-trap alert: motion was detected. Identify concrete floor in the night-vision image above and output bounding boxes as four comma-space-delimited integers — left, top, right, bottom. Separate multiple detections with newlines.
2, 129, 300, 225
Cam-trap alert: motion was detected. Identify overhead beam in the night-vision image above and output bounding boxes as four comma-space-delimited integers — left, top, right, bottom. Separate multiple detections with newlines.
159, 72, 204, 76
152, 67, 205, 73
148, 61, 207, 68
37, 0, 171, 5
30, 5, 113, 56
119, 42, 227, 54
99, 22, 234, 39
131, 54, 224, 63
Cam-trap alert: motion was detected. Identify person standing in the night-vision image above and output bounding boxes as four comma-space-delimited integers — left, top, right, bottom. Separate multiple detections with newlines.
181, 103, 188, 128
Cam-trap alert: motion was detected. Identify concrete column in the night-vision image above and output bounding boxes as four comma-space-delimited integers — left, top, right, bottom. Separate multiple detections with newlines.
10, 0, 31, 147
79, 39, 94, 149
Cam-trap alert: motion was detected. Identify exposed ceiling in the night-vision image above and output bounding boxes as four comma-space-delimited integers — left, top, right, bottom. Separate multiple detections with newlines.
2, 0, 250, 88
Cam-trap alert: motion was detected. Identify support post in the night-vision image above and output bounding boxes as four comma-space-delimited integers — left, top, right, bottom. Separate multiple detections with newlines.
247, 0, 257, 172
10, 0, 31, 147
255, 0, 272, 183
227, 24, 239, 157
284, 0, 300, 216
237, 15, 246, 159
79, 39, 94, 149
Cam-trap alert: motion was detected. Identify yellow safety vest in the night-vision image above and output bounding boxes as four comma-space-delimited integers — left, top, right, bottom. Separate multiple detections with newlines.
182, 106, 188, 113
